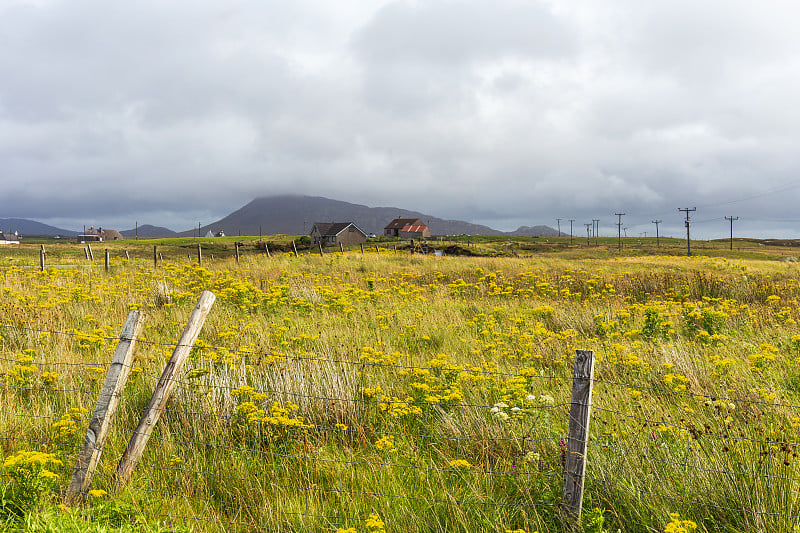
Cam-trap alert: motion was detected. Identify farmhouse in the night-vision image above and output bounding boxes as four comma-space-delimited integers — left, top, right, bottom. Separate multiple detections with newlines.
310, 222, 367, 247
385, 218, 426, 237
77, 226, 122, 242
385, 218, 431, 239
0, 231, 19, 244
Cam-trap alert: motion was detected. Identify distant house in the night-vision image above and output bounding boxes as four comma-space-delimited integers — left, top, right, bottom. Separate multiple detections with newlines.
385, 218, 431, 239
399, 223, 431, 239
204, 230, 226, 238
384, 218, 422, 237
77, 226, 122, 242
310, 222, 367, 247
0, 231, 19, 244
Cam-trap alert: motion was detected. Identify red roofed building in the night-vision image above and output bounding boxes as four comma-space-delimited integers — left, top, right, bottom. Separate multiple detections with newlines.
399, 223, 430, 239
384, 218, 431, 238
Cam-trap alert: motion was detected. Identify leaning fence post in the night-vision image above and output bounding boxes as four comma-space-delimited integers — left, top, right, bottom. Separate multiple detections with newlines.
318, 243, 324, 256
264, 242, 271, 258
115, 291, 215, 485
87, 243, 94, 261
292, 240, 298, 257
562, 349, 595, 520
65, 310, 146, 503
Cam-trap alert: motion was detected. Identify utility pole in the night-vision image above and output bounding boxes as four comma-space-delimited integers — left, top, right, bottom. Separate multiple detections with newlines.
135, 221, 138, 241
678, 207, 696, 257
569, 219, 575, 245
623, 227, 628, 238
614, 213, 625, 251
584, 223, 592, 246
652, 220, 662, 248
557, 218, 562, 237
592, 219, 600, 246
725, 215, 739, 250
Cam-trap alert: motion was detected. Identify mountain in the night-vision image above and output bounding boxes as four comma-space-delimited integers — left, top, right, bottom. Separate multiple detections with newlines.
0, 218, 78, 236
120, 225, 176, 237
509, 225, 561, 237
178, 195, 508, 237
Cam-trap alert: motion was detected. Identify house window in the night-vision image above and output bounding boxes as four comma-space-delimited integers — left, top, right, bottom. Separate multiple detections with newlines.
348, 227, 354, 232
331, 236, 336, 243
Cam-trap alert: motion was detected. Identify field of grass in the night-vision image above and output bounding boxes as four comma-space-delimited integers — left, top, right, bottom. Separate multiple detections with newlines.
2, 237, 800, 532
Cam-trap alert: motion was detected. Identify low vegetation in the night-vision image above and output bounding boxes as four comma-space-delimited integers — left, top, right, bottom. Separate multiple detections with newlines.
1, 237, 799, 531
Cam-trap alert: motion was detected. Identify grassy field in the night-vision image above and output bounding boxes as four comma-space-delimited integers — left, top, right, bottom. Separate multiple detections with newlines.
2, 236, 800, 532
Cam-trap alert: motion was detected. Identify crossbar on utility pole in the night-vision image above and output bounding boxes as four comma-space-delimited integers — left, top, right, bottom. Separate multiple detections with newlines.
725, 216, 739, 251
678, 207, 696, 256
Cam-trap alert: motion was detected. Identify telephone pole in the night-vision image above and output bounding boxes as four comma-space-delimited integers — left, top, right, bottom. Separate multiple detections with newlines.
614, 213, 625, 251
678, 207, 696, 256
569, 219, 575, 244
592, 219, 600, 246
584, 223, 592, 246
652, 220, 662, 248
557, 218, 562, 237
725, 215, 739, 250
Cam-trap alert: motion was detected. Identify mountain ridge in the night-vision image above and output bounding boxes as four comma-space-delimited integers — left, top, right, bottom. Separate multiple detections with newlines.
178, 195, 557, 237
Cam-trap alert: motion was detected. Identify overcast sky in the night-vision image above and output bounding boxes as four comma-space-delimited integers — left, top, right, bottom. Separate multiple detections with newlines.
2, 0, 800, 238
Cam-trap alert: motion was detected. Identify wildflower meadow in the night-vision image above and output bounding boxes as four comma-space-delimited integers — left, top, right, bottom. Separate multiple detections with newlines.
1, 237, 800, 532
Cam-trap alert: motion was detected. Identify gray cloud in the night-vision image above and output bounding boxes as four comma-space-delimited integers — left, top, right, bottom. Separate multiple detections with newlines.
1, 0, 800, 237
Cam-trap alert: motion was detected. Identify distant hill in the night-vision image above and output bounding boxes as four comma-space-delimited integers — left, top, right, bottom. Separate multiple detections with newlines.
177, 195, 510, 237
0, 218, 78, 236
509, 225, 561, 237
120, 225, 176, 238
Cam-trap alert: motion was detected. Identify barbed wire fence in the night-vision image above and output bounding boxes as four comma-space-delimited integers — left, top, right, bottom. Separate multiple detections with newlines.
2, 305, 800, 531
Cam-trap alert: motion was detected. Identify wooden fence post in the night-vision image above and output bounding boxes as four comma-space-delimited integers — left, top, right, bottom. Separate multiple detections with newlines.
360, 243, 364, 254
318, 243, 324, 256
292, 240, 298, 257
115, 291, 216, 485
84, 247, 90, 261
65, 310, 146, 503
87, 244, 94, 261
124, 250, 129, 260
104, 249, 110, 272
562, 349, 595, 520
235, 242, 240, 263
153, 245, 158, 268
375, 245, 379, 253
39, 249, 45, 271
197, 244, 202, 266
340, 242, 344, 254
264, 243, 271, 258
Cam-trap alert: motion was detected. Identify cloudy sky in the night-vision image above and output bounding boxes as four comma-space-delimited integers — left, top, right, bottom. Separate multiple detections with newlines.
2, 0, 800, 238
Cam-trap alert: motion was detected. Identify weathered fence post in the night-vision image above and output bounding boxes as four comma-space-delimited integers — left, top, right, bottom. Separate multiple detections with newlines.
39, 249, 45, 271
124, 250, 129, 260
360, 243, 364, 254
340, 242, 344, 254
375, 245, 379, 253
153, 245, 158, 268
197, 244, 202, 266
562, 349, 595, 520
84, 247, 90, 261
87, 243, 94, 261
318, 243, 324, 256
235, 242, 240, 263
104, 249, 110, 272
65, 310, 146, 503
115, 291, 216, 485
264, 242, 271, 258
292, 240, 298, 257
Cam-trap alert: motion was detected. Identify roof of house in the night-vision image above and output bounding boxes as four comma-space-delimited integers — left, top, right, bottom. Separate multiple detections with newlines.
384, 218, 422, 230
0, 231, 19, 241
312, 222, 366, 237
400, 224, 428, 233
